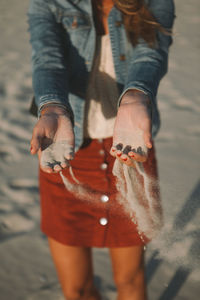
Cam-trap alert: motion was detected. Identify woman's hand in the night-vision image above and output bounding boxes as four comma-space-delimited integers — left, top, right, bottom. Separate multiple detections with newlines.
30, 105, 75, 173
110, 90, 152, 167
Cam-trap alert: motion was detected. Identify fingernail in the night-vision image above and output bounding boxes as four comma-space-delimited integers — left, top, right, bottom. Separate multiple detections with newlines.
117, 153, 122, 157
112, 148, 115, 152
129, 153, 135, 157
123, 157, 127, 161
30, 146, 33, 152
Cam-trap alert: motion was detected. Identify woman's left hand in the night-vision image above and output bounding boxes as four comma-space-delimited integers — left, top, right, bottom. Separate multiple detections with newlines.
110, 90, 152, 167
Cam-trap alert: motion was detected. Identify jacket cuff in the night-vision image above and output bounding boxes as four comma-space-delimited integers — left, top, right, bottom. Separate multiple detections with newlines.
37, 95, 74, 125
118, 84, 153, 107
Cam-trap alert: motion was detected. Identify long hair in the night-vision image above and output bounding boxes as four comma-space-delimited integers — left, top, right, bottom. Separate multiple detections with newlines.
113, 0, 171, 47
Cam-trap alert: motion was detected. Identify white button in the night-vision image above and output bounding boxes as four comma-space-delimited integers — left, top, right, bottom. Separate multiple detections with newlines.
100, 195, 109, 203
100, 163, 108, 170
99, 149, 105, 156
99, 218, 108, 226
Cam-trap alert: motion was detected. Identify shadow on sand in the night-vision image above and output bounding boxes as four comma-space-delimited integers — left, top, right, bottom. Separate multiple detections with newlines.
146, 180, 200, 299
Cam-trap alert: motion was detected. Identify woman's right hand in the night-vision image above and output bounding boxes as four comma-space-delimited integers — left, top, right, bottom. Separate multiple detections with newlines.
30, 105, 75, 173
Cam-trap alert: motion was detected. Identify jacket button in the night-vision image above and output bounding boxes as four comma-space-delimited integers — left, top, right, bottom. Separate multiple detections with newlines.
71, 19, 78, 29
99, 218, 108, 226
115, 20, 122, 27
100, 195, 109, 203
119, 54, 126, 61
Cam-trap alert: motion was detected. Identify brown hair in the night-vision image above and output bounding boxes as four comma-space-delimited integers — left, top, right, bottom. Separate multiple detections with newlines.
114, 0, 170, 47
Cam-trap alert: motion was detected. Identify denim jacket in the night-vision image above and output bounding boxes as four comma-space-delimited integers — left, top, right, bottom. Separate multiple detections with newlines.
28, 0, 175, 151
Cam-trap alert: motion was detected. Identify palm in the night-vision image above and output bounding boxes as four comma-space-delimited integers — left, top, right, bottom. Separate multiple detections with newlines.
31, 112, 75, 173
111, 91, 152, 166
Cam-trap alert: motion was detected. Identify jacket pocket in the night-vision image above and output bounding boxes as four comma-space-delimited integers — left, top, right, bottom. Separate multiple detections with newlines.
61, 13, 91, 31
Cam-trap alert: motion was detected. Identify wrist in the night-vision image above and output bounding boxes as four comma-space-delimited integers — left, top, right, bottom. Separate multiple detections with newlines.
40, 103, 69, 117
121, 89, 150, 106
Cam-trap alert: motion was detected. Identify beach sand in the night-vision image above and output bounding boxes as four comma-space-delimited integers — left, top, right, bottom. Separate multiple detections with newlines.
0, 0, 200, 299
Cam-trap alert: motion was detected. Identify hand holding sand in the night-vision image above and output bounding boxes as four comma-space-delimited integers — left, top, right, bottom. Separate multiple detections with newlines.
111, 90, 162, 239
111, 90, 152, 167
30, 106, 75, 173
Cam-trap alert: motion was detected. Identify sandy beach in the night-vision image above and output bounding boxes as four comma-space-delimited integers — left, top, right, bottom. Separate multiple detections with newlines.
0, 0, 200, 299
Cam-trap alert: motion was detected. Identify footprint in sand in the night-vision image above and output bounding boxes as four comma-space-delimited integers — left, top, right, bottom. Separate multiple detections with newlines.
1, 118, 31, 142
0, 213, 35, 234
0, 145, 21, 162
186, 125, 200, 137
0, 201, 13, 213
27, 285, 64, 300
9, 178, 38, 190
1, 179, 38, 205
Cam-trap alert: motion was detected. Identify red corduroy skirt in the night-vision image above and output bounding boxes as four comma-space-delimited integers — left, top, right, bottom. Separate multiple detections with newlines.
39, 137, 159, 247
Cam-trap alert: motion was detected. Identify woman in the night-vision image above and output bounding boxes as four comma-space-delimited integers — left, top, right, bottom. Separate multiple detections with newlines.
28, 0, 174, 299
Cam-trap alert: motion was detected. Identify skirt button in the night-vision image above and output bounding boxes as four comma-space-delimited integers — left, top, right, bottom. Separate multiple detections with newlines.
100, 195, 109, 203
100, 163, 108, 170
99, 218, 108, 226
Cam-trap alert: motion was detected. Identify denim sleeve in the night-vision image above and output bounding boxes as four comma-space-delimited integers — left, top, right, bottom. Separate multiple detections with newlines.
118, 0, 175, 105
28, 0, 73, 118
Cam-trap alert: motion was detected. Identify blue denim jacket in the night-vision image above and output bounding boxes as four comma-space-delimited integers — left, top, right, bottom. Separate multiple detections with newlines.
28, 0, 175, 151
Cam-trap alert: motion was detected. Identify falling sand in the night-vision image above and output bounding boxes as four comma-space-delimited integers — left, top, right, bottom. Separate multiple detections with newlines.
60, 167, 100, 203
112, 159, 163, 240
60, 127, 163, 242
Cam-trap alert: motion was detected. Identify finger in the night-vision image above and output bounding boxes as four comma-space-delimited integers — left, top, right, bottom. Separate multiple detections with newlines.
128, 151, 135, 159
119, 154, 135, 167
60, 157, 69, 169
41, 165, 54, 174
64, 148, 74, 160
60, 161, 69, 169
40, 148, 55, 173
30, 133, 42, 155
128, 151, 147, 163
116, 149, 122, 158
143, 131, 152, 149
38, 152, 53, 173
53, 164, 62, 172
39, 158, 54, 173
110, 143, 123, 157
110, 146, 117, 157
121, 153, 128, 161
